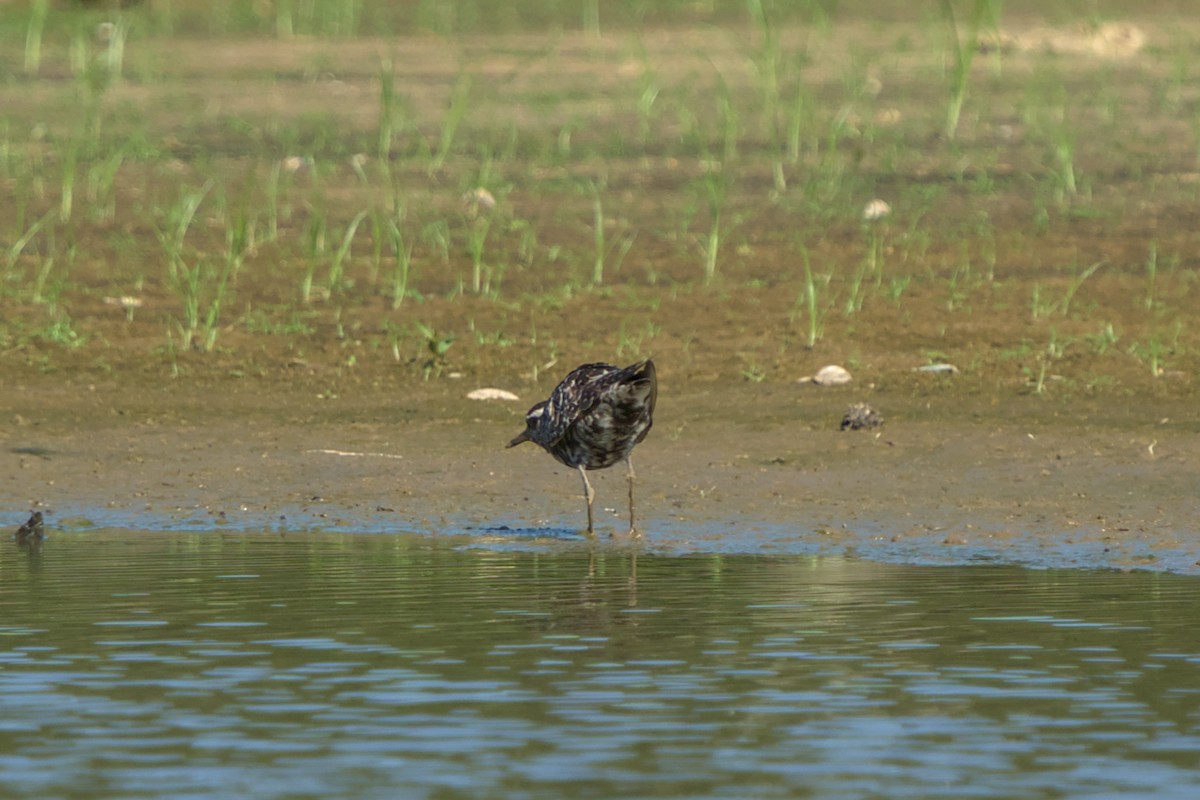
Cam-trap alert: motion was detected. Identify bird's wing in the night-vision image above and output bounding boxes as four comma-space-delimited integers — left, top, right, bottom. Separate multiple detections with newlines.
539, 363, 617, 445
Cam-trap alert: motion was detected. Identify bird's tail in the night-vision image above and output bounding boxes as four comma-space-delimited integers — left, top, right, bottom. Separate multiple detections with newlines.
627, 359, 657, 407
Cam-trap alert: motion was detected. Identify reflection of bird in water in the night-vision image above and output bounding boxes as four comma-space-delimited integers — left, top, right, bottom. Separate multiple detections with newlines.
15, 511, 45, 546
508, 360, 657, 537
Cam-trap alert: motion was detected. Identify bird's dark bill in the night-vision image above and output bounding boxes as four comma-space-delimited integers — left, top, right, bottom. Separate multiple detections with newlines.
506, 431, 530, 448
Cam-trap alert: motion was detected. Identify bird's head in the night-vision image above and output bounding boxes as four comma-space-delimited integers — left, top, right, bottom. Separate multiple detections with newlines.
506, 402, 547, 448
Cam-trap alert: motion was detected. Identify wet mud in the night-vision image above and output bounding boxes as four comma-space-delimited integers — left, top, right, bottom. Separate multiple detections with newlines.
5, 375, 1198, 574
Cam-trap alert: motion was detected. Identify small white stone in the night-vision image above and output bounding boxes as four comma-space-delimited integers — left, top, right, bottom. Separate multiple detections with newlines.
104, 296, 144, 310
862, 199, 891, 221
461, 187, 496, 213
805, 365, 853, 386
467, 388, 520, 401
281, 155, 309, 173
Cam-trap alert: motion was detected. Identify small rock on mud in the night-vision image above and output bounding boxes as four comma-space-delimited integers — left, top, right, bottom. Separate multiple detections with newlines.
862, 199, 891, 221
803, 365, 852, 386
841, 403, 884, 431
914, 363, 959, 375
461, 187, 497, 217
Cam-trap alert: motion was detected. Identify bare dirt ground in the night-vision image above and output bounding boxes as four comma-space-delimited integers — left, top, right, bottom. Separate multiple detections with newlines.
5, 370, 1199, 573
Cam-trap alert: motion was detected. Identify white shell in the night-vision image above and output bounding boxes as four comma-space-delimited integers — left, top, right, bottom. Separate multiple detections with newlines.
467, 388, 520, 401
808, 365, 853, 386
914, 363, 960, 375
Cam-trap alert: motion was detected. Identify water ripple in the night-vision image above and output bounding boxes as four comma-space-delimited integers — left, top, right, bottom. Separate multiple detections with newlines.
1, 533, 1200, 798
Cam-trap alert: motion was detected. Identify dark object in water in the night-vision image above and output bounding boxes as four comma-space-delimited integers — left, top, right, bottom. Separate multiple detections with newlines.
15, 511, 45, 545
508, 360, 657, 537
841, 403, 884, 431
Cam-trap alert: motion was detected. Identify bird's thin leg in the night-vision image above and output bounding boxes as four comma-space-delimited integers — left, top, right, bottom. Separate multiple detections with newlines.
577, 465, 596, 537
625, 456, 640, 538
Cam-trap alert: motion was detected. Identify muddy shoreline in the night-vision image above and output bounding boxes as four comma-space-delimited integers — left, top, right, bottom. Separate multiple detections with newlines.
5, 373, 1197, 574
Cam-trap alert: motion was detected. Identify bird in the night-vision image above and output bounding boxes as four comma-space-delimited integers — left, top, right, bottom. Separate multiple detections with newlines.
507, 359, 657, 537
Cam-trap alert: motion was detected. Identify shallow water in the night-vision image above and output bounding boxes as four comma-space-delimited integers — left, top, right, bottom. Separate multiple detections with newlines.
3, 532, 1200, 799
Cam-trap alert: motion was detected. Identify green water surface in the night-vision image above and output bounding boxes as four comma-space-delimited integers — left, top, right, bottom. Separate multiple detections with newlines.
2, 532, 1199, 798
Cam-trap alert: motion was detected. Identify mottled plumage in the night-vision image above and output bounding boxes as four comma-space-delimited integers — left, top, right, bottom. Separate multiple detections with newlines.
508, 360, 657, 536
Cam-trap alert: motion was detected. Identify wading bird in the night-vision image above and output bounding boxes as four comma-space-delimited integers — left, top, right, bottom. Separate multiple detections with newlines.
507, 360, 657, 537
